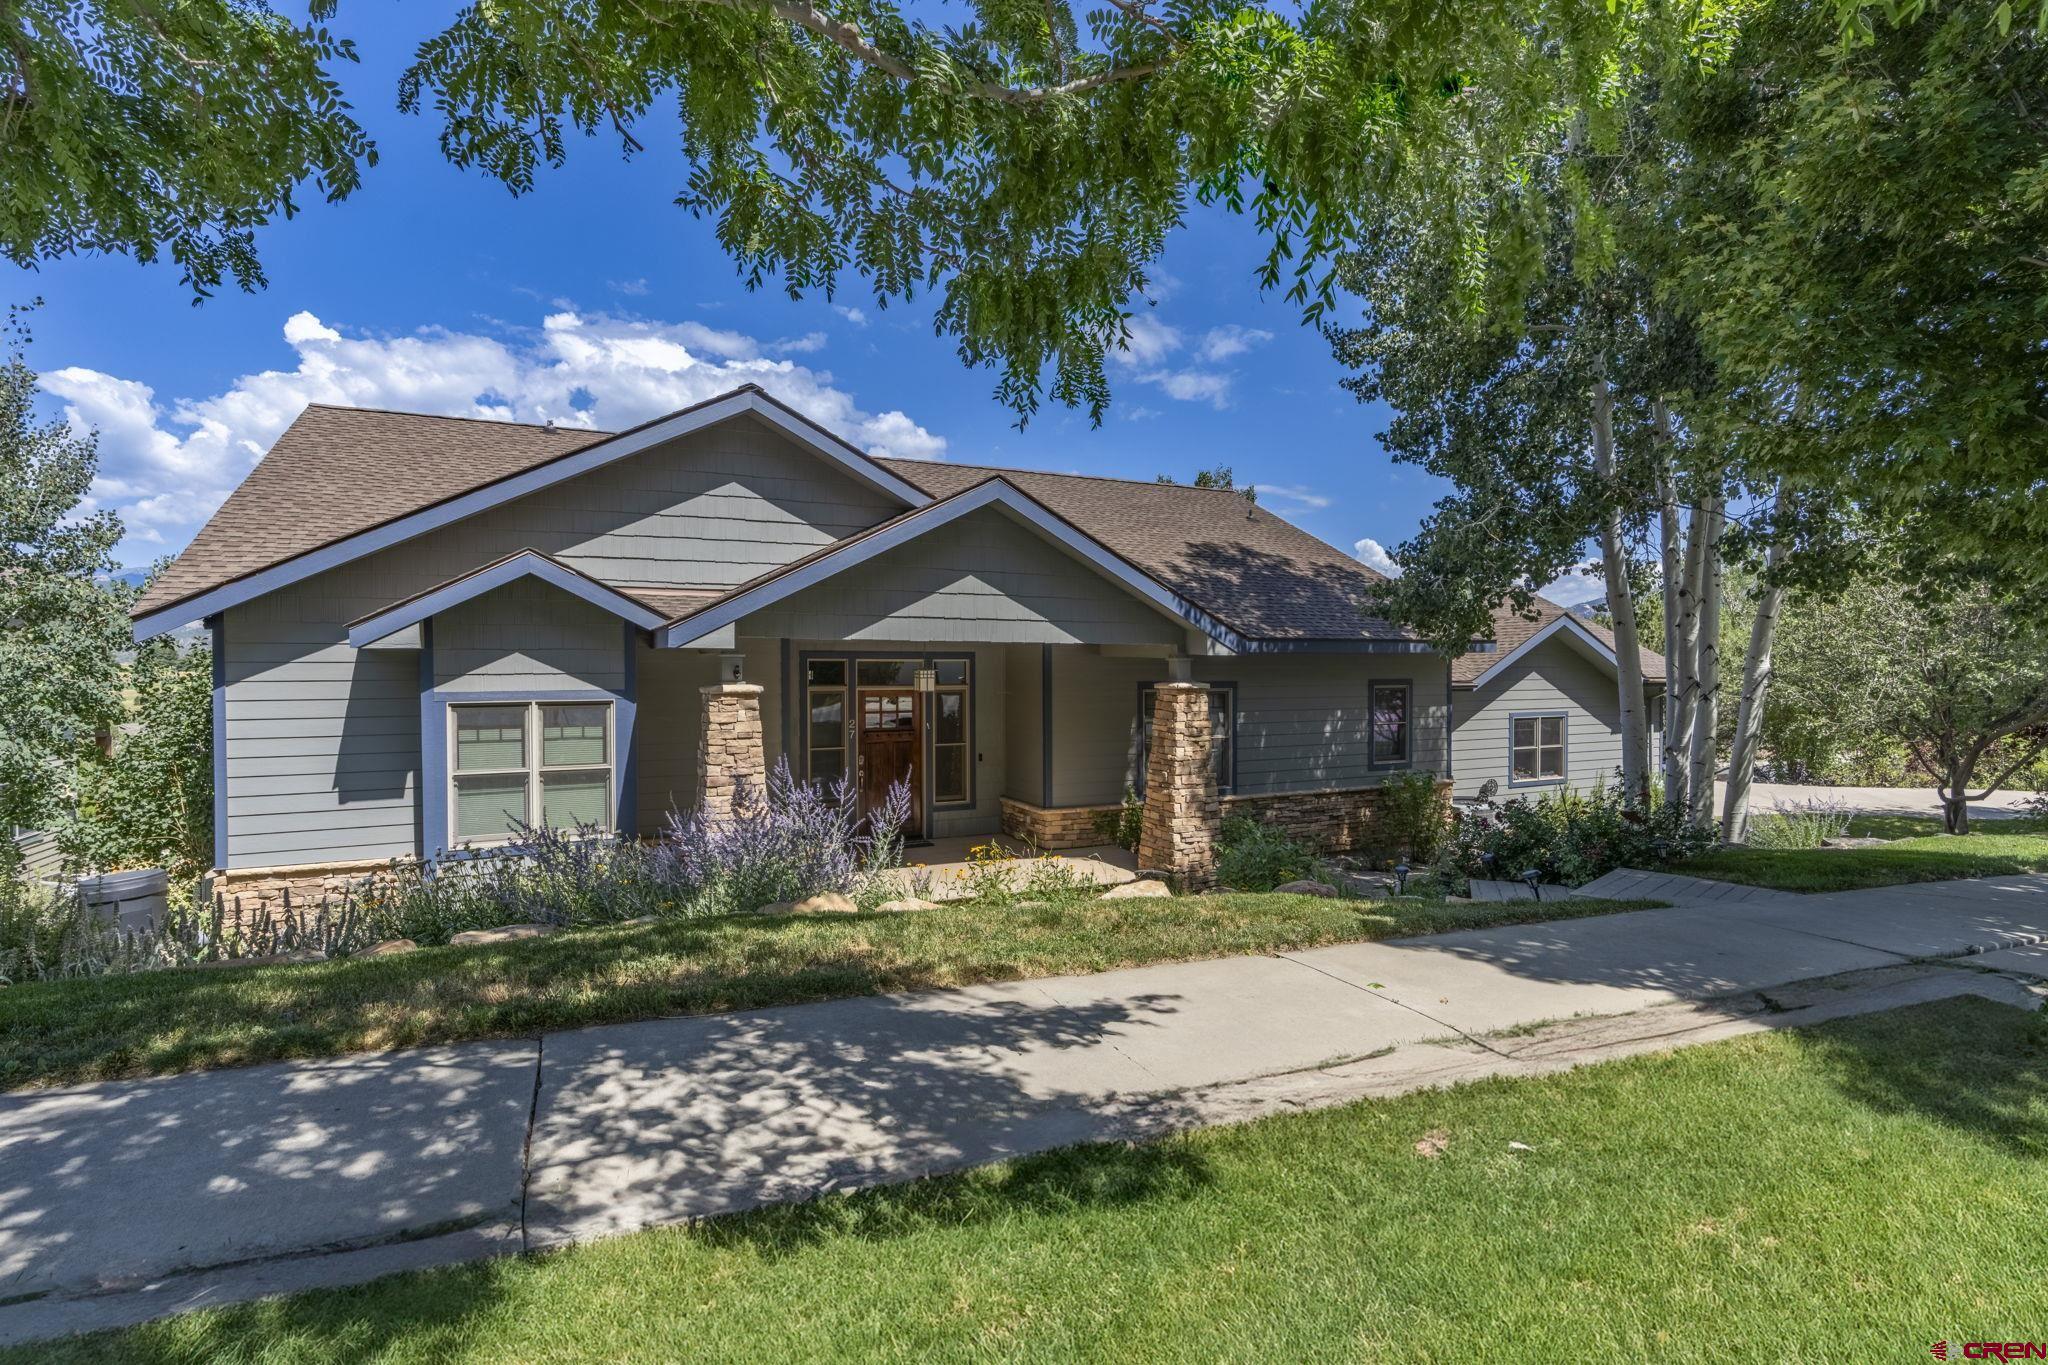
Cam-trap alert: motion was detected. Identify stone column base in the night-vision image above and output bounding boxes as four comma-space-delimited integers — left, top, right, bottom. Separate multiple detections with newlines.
1136, 682, 1220, 889
698, 682, 767, 822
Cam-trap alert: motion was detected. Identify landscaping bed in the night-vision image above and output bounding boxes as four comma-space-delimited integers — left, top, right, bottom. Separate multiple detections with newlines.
0, 890, 1663, 1091
23, 995, 2044, 1361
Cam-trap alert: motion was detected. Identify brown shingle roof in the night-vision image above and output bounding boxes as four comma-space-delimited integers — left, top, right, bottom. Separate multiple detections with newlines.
1451, 597, 1668, 685
135, 396, 1422, 643
135, 406, 605, 617
874, 460, 1413, 641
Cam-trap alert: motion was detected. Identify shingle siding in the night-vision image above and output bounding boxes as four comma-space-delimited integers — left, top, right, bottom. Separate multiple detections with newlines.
735, 506, 1185, 647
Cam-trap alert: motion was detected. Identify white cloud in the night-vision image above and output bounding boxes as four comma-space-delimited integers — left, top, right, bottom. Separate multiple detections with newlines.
1354, 538, 1402, 577
1109, 315, 1182, 369
834, 304, 868, 326
770, 331, 829, 355
1119, 404, 1161, 422
1197, 325, 1273, 363
46, 309, 947, 566
609, 278, 650, 297
1536, 561, 1606, 608
1105, 314, 1254, 409
1254, 484, 1331, 511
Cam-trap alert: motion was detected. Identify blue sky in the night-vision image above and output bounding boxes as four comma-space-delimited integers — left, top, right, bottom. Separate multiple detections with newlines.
24, 0, 1601, 606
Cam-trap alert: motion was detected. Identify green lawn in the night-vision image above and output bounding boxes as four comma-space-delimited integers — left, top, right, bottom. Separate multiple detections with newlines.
1676, 828, 2048, 893
26, 995, 2046, 1362
1842, 813, 2047, 840
0, 891, 1662, 1091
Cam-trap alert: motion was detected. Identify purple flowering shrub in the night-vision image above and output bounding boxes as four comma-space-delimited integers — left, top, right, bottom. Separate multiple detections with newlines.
361, 759, 914, 945
659, 759, 912, 915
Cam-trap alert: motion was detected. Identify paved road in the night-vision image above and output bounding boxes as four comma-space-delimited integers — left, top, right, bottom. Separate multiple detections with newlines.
1728, 781, 2035, 821
4, 872, 2047, 1343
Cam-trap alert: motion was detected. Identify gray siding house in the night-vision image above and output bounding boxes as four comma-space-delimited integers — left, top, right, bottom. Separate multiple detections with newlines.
131, 385, 1661, 899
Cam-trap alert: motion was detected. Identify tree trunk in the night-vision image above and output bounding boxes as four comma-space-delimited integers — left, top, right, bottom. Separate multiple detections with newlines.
1720, 494, 1789, 843
1654, 400, 1691, 810
1591, 368, 1651, 803
1686, 497, 1725, 829
1666, 499, 1706, 810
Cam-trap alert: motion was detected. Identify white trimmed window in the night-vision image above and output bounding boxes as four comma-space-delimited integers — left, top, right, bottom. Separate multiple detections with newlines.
1510, 713, 1567, 784
451, 702, 613, 842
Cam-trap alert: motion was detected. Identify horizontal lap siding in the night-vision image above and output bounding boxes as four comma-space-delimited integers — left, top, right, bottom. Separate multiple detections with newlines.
1451, 639, 1623, 799
635, 647, 718, 835
1047, 653, 1449, 807
739, 508, 1183, 647
219, 418, 903, 870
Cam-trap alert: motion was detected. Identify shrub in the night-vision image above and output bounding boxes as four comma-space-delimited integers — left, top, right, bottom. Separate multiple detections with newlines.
1214, 814, 1327, 892
1093, 786, 1144, 852
1746, 798, 1852, 850
1433, 783, 1715, 890
1377, 770, 1448, 862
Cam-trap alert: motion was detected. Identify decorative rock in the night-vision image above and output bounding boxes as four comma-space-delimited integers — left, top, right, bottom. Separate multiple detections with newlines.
876, 897, 941, 913
449, 923, 557, 946
760, 891, 860, 915
1100, 878, 1172, 900
356, 938, 416, 957
1820, 836, 1890, 849
617, 915, 661, 927
1274, 879, 1339, 898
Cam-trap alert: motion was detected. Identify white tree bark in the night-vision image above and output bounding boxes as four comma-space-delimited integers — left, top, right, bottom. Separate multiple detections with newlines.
1653, 400, 1691, 809
1720, 491, 1789, 843
1666, 501, 1706, 809
1591, 369, 1651, 803
1686, 496, 1725, 829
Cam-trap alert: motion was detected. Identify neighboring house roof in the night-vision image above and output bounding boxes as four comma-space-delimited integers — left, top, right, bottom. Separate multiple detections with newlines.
133, 388, 1427, 648
1452, 597, 1667, 688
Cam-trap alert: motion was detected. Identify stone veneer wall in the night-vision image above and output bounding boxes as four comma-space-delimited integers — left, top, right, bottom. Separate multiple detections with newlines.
1003, 780, 1452, 861
203, 859, 406, 924
999, 797, 1124, 849
1221, 780, 1451, 857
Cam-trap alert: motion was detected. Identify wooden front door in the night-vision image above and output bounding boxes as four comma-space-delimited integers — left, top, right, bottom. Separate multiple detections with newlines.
859, 689, 923, 837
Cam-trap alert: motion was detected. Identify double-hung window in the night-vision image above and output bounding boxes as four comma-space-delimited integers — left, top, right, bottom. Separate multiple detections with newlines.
1510, 713, 1567, 784
1136, 684, 1235, 795
931, 659, 971, 805
451, 702, 613, 843
1369, 682, 1411, 766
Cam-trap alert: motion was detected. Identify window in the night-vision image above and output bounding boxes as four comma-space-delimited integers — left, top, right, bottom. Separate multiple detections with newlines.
1511, 713, 1567, 784
451, 702, 612, 842
1370, 682, 1411, 766
1136, 684, 1234, 795
932, 659, 971, 805
805, 659, 848, 787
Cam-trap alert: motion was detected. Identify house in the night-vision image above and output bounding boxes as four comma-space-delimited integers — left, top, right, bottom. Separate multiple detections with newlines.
1452, 599, 1666, 801
131, 385, 1664, 903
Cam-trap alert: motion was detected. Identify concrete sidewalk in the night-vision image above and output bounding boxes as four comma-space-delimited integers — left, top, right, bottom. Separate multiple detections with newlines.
5, 873, 2047, 1344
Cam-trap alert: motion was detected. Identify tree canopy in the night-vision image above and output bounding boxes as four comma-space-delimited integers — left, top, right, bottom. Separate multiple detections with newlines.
0, 310, 129, 873
1, 0, 375, 296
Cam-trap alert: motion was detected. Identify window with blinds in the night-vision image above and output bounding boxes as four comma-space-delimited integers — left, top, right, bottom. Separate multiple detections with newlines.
451, 701, 612, 842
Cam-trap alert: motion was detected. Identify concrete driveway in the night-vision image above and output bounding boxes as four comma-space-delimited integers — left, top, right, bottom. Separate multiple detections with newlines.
4, 872, 2045, 1344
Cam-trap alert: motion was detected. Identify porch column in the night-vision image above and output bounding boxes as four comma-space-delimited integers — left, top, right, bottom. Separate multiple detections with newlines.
1137, 681, 1219, 889
698, 682, 766, 822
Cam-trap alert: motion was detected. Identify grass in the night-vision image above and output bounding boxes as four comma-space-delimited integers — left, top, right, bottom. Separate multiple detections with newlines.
24, 994, 2047, 1362
1676, 827, 2048, 893
0, 891, 1664, 1092
1843, 812, 2047, 840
